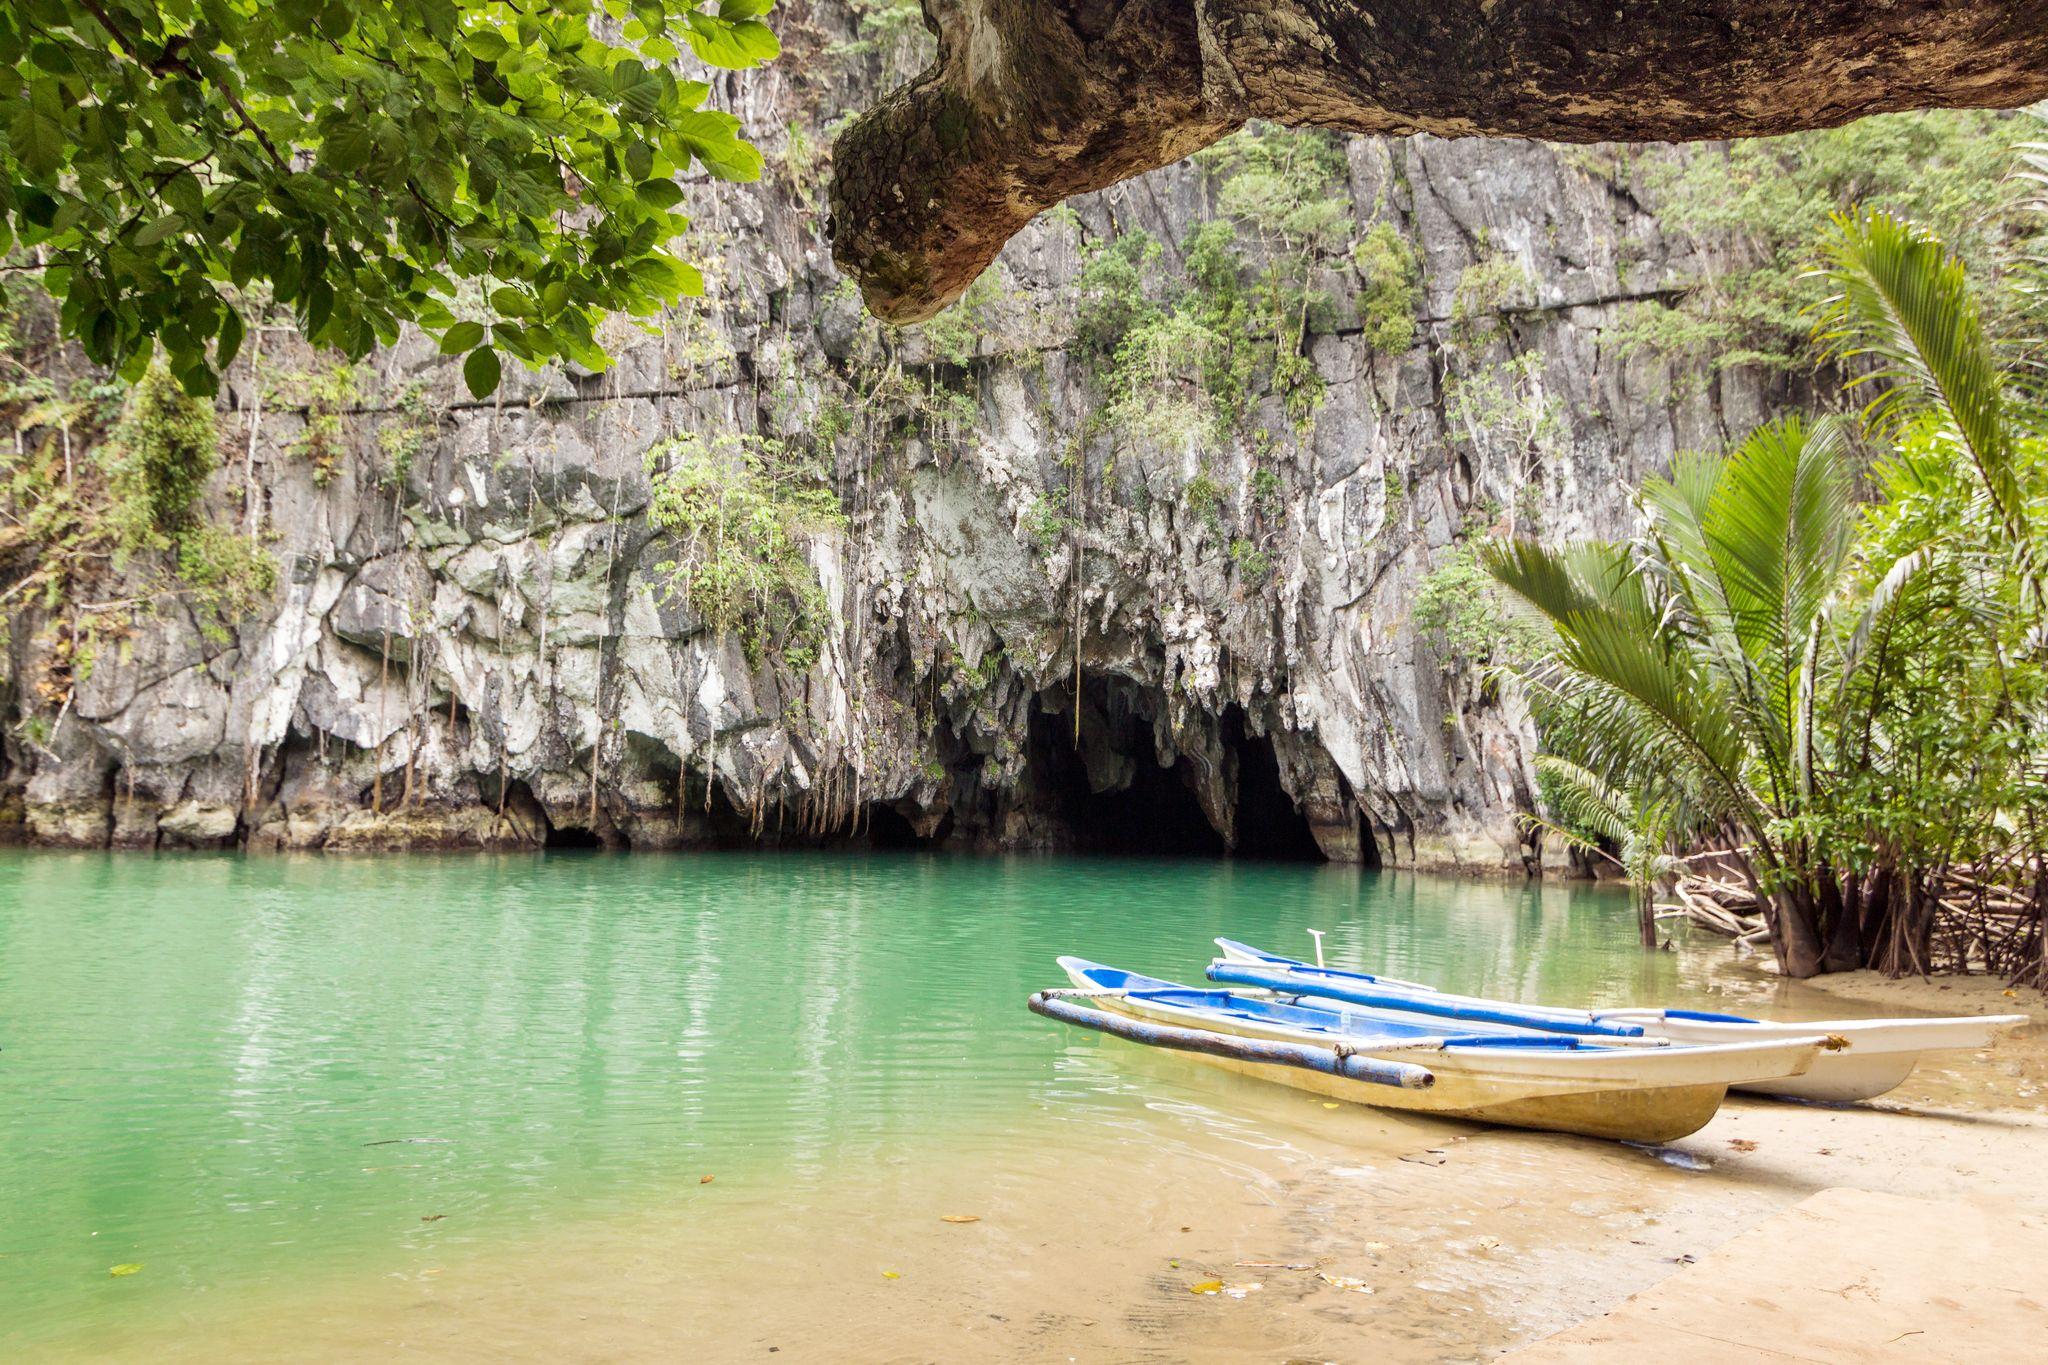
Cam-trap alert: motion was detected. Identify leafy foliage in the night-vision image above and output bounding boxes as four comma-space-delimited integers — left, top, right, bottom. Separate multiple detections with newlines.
1, 360, 275, 684
1087, 124, 1355, 448
1353, 223, 1421, 354
645, 430, 844, 670
1489, 207, 2048, 976
0, 1, 778, 396
106, 360, 215, 539
1443, 351, 1564, 537
1413, 541, 1543, 667
1612, 111, 2034, 372
1529, 756, 1682, 941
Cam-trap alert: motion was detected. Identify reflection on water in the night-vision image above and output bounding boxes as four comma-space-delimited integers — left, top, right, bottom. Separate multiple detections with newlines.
0, 850, 1659, 1347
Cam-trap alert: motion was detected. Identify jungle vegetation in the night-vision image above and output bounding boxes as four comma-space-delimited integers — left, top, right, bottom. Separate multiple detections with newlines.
1489, 196, 2048, 979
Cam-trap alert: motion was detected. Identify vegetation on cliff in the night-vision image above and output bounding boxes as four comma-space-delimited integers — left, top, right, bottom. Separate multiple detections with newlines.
646, 431, 845, 672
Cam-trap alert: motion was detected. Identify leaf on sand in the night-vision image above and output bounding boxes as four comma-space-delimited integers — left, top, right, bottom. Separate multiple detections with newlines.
1188, 1280, 1225, 1295
1727, 1138, 1759, 1153
108, 1264, 143, 1277
882, 1269, 901, 1280
1318, 1272, 1372, 1293
940, 1214, 980, 1224
1322, 1102, 1340, 1109
700, 1174, 715, 1184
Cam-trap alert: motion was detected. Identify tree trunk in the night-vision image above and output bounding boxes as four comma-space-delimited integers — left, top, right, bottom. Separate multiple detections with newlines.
1769, 884, 1828, 979
1819, 869, 1863, 974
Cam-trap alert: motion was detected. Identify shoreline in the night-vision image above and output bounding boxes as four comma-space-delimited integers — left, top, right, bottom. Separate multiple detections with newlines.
24, 969, 2042, 1362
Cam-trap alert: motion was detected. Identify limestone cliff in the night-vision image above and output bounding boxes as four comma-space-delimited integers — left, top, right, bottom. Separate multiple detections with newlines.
0, 2, 1789, 870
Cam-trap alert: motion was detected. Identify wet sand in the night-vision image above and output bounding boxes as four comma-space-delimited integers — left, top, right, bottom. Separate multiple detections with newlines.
33, 968, 2047, 1363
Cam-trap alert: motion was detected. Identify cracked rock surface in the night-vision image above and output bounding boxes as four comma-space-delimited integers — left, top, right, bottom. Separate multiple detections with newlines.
5, 3, 1809, 870
829, 0, 2048, 320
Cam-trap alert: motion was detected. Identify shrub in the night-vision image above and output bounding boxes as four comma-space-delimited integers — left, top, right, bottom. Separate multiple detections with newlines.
646, 432, 846, 670
1353, 223, 1421, 353
107, 362, 216, 546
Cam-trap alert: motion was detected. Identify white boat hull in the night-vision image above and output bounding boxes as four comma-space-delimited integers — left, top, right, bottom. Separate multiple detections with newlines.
1213, 941, 2028, 1104
1598, 1012, 2028, 1102
1062, 965, 1824, 1143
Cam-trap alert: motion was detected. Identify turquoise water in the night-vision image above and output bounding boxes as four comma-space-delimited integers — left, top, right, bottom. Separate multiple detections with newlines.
0, 851, 1663, 1349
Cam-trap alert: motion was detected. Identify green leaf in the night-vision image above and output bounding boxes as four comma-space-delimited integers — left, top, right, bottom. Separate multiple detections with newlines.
439, 320, 485, 354
635, 178, 685, 209
463, 345, 502, 398
686, 17, 780, 68
132, 214, 185, 248
0, 0, 778, 395
323, 122, 374, 175
217, 310, 245, 371
10, 84, 65, 177
109, 1264, 143, 1277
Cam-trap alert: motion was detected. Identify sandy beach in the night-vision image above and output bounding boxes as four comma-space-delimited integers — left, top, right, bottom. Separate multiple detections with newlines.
37, 960, 2040, 1363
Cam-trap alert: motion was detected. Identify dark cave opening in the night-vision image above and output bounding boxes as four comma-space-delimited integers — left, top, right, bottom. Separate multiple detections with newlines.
862, 801, 929, 850
1356, 813, 1385, 869
1025, 687, 1226, 857
545, 822, 606, 851
1223, 709, 1326, 863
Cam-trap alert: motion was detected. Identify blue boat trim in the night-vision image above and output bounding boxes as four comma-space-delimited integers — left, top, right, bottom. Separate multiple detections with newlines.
1216, 942, 1762, 1031
1028, 992, 1436, 1090
1059, 958, 1589, 1052
1206, 960, 1646, 1038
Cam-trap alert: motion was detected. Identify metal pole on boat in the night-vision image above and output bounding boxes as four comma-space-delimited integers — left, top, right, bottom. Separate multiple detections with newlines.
1307, 929, 1325, 968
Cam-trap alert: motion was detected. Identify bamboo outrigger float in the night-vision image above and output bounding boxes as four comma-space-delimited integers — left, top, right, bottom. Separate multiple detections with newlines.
1041, 959, 1831, 1143
1210, 939, 2031, 1103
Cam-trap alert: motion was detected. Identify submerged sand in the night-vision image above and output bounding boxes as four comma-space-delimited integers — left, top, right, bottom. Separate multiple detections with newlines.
37, 967, 2048, 1362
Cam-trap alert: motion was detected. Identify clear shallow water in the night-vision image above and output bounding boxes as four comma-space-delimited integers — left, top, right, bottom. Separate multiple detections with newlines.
0, 850, 1662, 1349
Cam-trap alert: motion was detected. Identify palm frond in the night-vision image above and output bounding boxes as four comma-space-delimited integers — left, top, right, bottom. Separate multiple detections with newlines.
1817, 207, 2042, 603
1533, 755, 1634, 849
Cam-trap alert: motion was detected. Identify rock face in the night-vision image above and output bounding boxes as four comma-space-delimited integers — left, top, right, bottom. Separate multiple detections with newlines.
1, 2, 1791, 870
829, 0, 2048, 320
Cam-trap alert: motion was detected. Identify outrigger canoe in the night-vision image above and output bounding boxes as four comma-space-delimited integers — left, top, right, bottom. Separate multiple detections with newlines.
1210, 939, 2030, 1103
1035, 958, 1829, 1143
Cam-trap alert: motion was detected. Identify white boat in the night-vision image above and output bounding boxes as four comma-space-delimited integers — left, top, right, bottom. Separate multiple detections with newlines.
1042, 958, 1828, 1143
1211, 939, 2030, 1103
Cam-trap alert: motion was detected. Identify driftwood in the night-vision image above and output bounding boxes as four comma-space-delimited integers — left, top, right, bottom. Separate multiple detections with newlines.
1660, 855, 2045, 986
1662, 873, 1762, 940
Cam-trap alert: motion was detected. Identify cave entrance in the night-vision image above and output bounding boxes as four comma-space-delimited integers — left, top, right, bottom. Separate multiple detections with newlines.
862, 801, 933, 850
545, 823, 606, 851
1026, 688, 1226, 857
1223, 709, 1326, 863
1020, 684, 1331, 861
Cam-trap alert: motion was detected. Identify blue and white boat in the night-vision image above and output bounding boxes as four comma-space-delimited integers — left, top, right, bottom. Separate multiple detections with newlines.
1036, 958, 1827, 1142
1208, 939, 2030, 1103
